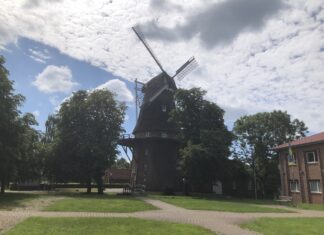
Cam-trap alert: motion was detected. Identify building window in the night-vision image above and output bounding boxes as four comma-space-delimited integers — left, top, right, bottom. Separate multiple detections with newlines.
287, 153, 297, 165
309, 180, 321, 193
162, 105, 167, 112
306, 151, 318, 163
289, 180, 300, 192
145, 149, 149, 156
145, 132, 150, 137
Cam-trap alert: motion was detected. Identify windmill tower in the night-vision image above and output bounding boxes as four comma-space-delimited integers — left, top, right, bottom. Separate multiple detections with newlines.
119, 27, 197, 192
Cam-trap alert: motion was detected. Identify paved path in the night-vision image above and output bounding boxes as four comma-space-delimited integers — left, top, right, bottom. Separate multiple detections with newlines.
1, 197, 324, 235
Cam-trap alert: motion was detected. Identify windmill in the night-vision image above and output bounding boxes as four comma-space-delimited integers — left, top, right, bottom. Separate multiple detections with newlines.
119, 26, 198, 192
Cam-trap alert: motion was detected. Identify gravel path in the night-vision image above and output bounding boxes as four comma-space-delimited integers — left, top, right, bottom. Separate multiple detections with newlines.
1, 197, 324, 235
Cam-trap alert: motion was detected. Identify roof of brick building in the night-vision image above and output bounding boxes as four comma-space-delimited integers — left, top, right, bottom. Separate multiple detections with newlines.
274, 132, 324, 150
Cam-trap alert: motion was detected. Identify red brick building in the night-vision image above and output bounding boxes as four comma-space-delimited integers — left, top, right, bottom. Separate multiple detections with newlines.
275, 132, 324, 204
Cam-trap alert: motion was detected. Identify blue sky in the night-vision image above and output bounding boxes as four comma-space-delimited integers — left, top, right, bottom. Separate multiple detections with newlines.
2, 38, 137, 136
1, 0, 323, 140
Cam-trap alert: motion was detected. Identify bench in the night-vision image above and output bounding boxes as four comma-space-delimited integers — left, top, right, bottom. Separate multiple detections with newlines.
276, 195, 293, 205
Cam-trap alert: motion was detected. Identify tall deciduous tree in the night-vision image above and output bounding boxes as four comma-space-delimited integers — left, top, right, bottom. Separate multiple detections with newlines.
233, 110, 308, 198
170, 88, 233, 192
15, 113, 44, 184
47, 89, 126, 194
0, 56, 25, 193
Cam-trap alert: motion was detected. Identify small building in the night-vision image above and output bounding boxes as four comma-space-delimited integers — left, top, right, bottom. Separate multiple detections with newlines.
104, 168, 131, 184
275, 132, 324, 204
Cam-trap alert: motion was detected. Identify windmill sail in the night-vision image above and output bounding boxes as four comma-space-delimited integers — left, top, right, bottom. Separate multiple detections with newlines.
173, 57, 198, 81
132, 26, 165, 72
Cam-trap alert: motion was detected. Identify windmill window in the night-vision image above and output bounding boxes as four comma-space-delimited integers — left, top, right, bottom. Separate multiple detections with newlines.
161, 132, 168, 138
145, 132, 151, 137
306, 151, 318, 163
145, 149, 149, 156
162, 105, 167, 112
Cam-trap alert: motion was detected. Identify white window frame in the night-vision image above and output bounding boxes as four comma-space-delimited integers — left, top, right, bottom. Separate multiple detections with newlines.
162, 105, 167, 112
289, 180, 300, 192
306, 151, 318, 164
309, 180, 321, 193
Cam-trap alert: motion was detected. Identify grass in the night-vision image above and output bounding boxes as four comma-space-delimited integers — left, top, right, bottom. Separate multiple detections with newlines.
4, 217, 215, 235
150, 195, 292, 213
44, 194, 157, 212
294, 203, 324, 211
0, 193, 41, 210
241, 217, 324, 235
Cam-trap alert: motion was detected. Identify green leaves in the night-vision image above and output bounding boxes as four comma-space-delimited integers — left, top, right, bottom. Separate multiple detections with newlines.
233, 110, 308, 197
0, 55, 42, 193
46, 89, 126, 193
171, 88, 233, 192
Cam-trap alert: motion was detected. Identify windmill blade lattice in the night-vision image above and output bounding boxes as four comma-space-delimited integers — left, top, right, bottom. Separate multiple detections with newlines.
173, 57, 198, 81
132, 26, 165, 73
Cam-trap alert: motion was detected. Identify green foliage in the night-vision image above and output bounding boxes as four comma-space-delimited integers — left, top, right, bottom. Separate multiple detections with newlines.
112, 158, 130, 169
170, 88, 233, 192
5, 217, 215, 235
0, 56, 42, 193
241, 218, 324, 235
233, 110, 308, 198
45, 89, 126, 194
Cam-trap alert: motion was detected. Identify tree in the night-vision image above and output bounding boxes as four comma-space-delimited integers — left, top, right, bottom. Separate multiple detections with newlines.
14, 113, 44, 184
113, 158, 130, 169
233, 110, 308, 198
170, 88, 233, 192
47, 89, 126, 194
0, 56, 25, 193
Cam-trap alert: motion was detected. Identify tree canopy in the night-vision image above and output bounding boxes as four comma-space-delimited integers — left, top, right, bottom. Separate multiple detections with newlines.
46, 89, 126, 194
170, 88, 233, 192
233, 110, 308, 198
0, 55, 42, 193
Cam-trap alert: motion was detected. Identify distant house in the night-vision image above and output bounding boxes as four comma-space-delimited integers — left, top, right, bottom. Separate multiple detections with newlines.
274, 132, 324, 204
104, 168, 131, 184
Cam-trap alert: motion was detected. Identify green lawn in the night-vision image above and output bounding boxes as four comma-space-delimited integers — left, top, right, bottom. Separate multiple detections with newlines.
44, 194, 156, 212
295, 203, 324, 211
0, 193, 40, 210
241, 217, 324, 235
4, 217, 215, 235
151, 195, 292, 213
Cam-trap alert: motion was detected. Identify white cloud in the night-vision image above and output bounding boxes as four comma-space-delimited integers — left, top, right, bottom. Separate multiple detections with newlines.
1, 0, 323, 132
28, 48, 51, 63
96, 79, 134, 103
32, 110, 40, 117
32, 65, 78, 93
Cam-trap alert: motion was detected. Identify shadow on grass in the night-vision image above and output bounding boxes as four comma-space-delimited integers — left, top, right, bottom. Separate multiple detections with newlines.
0, 193, 40, 210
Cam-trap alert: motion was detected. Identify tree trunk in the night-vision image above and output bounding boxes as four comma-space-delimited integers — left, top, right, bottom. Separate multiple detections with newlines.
86, 178, 91, 194
97, 176, 104, 195
1, 179, 5, 194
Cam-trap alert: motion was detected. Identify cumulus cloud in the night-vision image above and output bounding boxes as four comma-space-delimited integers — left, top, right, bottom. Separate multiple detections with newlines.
32, 65, 78, 93
0, 0, 323, 132
96, 79, 134, 103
